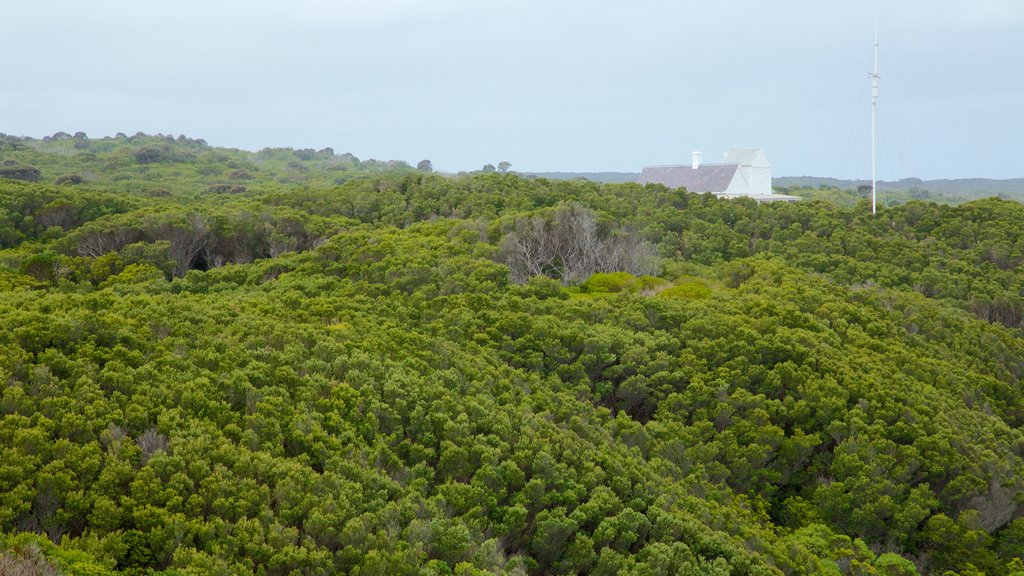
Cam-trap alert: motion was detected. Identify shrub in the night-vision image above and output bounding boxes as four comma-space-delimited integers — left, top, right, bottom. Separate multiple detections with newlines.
55, 174, 85, 185
207, 184, 247, 194
134, 146, 167, 164
658, 280, 712, 300
19, 251, 59, 282
0, 165, 42, 182
581, 271, 642, 293
226, 169, 255, 180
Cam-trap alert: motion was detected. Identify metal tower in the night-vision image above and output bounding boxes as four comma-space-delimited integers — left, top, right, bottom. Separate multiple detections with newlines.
871, 14, 879, 215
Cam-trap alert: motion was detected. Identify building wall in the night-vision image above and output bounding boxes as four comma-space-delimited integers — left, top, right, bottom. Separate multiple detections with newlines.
723, 170, 748, 195
720, 165, 772, 196
748, 166, 772, 195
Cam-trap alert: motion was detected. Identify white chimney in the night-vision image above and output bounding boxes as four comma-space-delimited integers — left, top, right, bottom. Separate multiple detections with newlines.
691, 151, 702, 170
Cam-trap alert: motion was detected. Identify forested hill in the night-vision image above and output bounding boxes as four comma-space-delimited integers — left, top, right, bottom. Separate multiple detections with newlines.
774, 176, 1024, 205
2, 133, 1024, 575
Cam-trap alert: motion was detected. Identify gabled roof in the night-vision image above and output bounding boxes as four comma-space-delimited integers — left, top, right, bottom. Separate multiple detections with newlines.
724, 147, 770, 168
724, 147, 770, 166
637, 164, 739, 193
722, 148, 767, 166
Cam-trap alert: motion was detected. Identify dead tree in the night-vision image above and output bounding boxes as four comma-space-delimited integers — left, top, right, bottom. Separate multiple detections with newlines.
154, 214, 213, 276
500, 203, 660, 284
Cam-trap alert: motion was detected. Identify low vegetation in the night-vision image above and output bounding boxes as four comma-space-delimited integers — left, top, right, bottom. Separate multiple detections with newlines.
1, 133, 1023, 575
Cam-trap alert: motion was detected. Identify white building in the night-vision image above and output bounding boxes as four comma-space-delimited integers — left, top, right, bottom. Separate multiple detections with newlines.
638, 148, 799, 202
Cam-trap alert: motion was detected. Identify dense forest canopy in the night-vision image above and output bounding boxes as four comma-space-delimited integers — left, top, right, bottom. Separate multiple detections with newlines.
1, 133, 1023, 575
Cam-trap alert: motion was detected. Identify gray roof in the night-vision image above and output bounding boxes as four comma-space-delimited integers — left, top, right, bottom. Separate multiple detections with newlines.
637, 164, 739, 192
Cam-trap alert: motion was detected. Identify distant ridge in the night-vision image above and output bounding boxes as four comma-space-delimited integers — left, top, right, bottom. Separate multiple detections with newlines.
774, 176, 1024, 198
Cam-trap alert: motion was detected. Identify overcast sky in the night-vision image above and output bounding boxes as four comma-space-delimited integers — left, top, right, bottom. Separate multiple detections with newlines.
4, 1, 1022, 179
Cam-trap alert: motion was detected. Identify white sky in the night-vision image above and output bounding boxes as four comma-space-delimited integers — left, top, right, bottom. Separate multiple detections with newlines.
3, 0, 1023, 179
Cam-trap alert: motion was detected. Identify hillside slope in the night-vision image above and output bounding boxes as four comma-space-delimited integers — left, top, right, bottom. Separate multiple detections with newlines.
1, 134, 1023, 575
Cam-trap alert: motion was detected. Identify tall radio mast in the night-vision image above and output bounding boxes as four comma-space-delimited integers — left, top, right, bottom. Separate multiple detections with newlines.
870, 12, 879, 215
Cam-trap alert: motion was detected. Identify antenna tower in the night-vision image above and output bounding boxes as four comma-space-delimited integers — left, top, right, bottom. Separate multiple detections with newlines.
870, 12, 879, 215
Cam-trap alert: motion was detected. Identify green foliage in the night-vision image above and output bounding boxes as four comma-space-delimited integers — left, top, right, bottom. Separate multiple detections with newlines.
657, 278, 712, 300
99, 263, 167, 289
875, 552, 921, 576
581, 271, 644, 293
55, 174, 86, 186
0, 164, 42, 182
1, 532, 116, 575
2, 133, 1024, 575
18, 250, 59, 282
